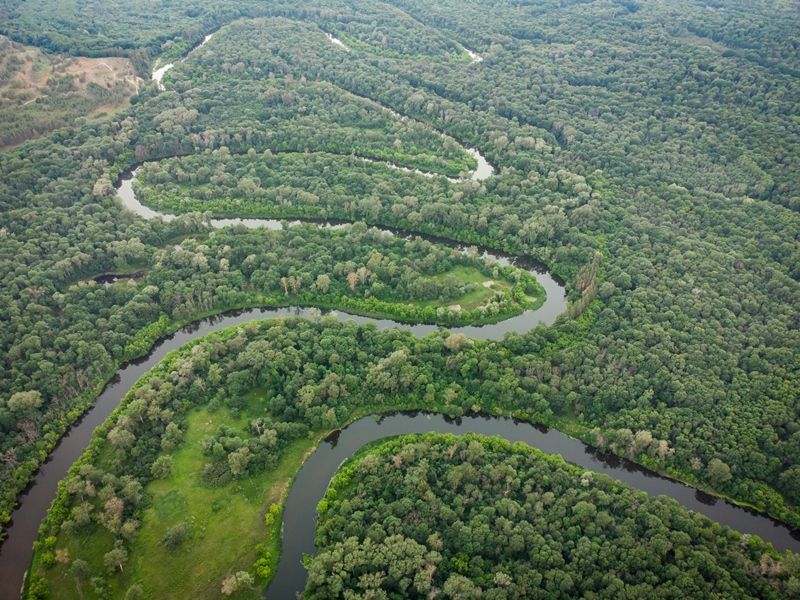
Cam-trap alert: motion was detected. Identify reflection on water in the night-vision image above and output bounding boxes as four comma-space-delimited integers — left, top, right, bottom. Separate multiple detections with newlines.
114, 168, 566, 339
1, 21, 794, 600
266, 411, 800, 599
0, 285, 567, 599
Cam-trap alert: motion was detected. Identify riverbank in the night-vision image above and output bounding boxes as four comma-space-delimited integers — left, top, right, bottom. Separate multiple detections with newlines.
17, 316, 800, 599
1, 271, 564, 599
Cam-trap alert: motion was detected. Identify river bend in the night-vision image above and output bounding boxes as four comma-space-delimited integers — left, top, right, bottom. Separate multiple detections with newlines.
267, 412, 800, 598
1, 19, 797, 600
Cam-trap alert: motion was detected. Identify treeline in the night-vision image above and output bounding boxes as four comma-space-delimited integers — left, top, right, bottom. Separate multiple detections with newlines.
133, 148, 466, 220
22, 319, 549, 598
0, 0, 477, 61
26, 319, 797, 598
156, 14, 800, 518
0, 0, 798, 550
310, 433, 800, 599
0, 222, 539, 533
381, 0, 799, 208
0, 0, 253, 58
142, 75, 476, 177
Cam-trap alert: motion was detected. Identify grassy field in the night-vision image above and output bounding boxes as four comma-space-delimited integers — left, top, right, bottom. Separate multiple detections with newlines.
0, 35, 141, 149
419, 265, 507, 310
129, 396, 315, 598
41, 390, 319, 599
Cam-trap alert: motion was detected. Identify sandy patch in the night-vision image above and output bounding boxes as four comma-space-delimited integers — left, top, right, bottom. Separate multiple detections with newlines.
0, 35, 142, 109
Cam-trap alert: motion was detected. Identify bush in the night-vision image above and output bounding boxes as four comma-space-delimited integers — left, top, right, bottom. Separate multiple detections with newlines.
161, 521, 191, 550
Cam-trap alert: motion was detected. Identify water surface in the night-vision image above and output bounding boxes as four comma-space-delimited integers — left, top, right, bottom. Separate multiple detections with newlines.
267, 412, 800, 599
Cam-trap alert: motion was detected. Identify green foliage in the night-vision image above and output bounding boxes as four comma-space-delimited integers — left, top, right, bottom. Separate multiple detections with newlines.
150, 455, 172, 480
263, 503, 280, 528
1, 1, 799, 593
160, 521, 190, 550
309, 434, 796, 599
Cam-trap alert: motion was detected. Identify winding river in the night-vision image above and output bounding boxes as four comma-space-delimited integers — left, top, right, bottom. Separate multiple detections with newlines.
0, 180, 565, 598
267, 413, 800, 598
152, 31, 216, 90
1, 21, 798, 600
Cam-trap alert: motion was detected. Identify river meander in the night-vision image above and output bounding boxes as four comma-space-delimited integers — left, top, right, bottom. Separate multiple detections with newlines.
1, 20, 798, 600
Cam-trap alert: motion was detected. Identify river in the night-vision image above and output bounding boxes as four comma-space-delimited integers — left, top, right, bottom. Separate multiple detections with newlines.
151, 31, 216, 90
1, 19, 798, 600
0, 39, 543, 597
0, 261, 565, 598
267, 412, 800, 598
2, 303, 798, 599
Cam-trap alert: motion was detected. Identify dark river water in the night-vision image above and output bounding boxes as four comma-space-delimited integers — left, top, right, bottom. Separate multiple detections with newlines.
267, 412, 800, 598
1, 285, 799, 600
3, 307, 799, 599
1, 43, 797, 598
0, 161, 565, 598
0, 268, 562, 600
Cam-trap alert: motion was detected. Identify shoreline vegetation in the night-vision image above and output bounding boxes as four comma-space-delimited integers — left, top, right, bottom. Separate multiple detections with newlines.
2, 258, 547, 534
1, 2, 798, 598
24, 318, 800, 599
310, 434, 798, 598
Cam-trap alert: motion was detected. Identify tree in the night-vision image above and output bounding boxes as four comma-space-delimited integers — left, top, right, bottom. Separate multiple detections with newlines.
161, 521, 191, 550
221, 571, 254, 596
347, 271, 358, 292
151, 455, 173, 479
443, 333, 471, 352
70, 558, 90, 595
107, 426, 135, 450
632, 430, 654, 456
779, 465, 800, 504
125, 584, 145, 600
443, 574, 481, 599
707, 458, 732, 486
315, 273, 331, 293
70, 559, 90, 580
228, 447, 252, 477
7, 390, 43, 414
99, 497, 124, 534
103, 541, 128, 573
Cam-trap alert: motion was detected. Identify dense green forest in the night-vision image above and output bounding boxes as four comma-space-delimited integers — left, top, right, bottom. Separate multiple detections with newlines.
0, 219, 542, 528
310, 434, 800, 598
132, 149, 468, 219
0, 0, 797, 597
25, 318, 579, 598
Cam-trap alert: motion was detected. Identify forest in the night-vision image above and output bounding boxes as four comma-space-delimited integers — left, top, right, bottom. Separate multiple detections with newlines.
23, 319, 563, 599
23, 319, 798, 598
310, 434, 800, 598
0, 0, 797, 598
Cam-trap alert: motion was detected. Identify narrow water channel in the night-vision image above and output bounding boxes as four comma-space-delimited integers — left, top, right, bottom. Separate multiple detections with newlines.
152, 30, 217, 90
0, 284, 564, 599
267, 412, 800, 599
0, 126, 552, 599
1, 18, 797, 600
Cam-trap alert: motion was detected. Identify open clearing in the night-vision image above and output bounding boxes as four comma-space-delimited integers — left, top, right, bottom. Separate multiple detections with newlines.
0, 35, 141, 148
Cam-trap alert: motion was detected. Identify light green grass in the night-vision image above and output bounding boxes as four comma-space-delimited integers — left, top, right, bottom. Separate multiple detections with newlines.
41, 524, 120, 599
40, 390, 319, 599
416, 265, 507, 310
127, 398, 316, 598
